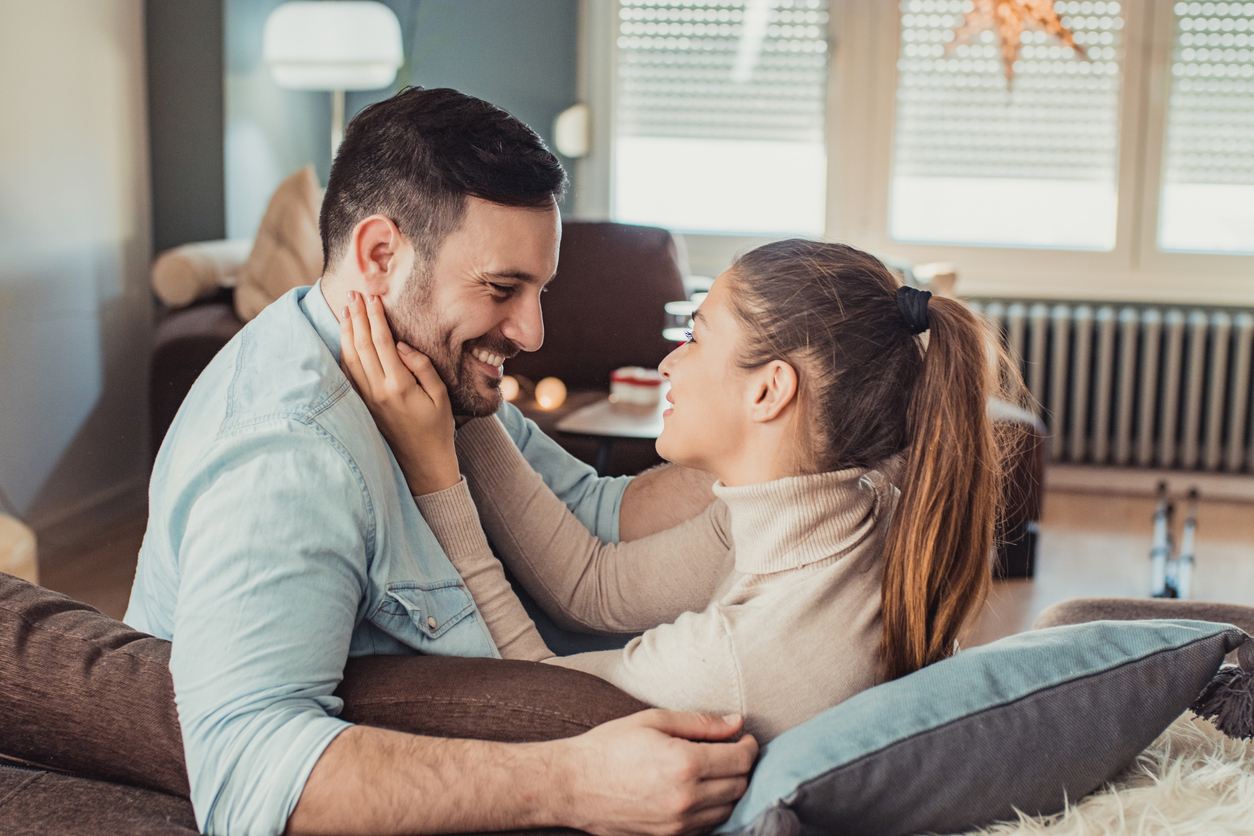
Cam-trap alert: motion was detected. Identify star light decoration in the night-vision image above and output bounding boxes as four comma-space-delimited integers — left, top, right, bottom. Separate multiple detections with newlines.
948, 0, 1089, 87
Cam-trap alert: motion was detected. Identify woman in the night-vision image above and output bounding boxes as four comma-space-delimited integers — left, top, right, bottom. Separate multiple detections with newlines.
341, 240, 1022, 743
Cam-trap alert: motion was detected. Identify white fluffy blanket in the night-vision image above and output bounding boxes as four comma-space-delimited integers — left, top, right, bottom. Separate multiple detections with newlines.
960, 714, 1254, 836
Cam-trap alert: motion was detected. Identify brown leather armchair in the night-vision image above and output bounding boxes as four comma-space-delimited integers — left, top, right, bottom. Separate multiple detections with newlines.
505, 221, 689, 476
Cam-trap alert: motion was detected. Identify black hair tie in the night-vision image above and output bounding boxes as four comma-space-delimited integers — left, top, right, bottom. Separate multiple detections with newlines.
897, 286, 932, 335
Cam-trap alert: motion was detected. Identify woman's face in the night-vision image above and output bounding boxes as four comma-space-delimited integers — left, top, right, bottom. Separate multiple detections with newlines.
656, 272, 753, 476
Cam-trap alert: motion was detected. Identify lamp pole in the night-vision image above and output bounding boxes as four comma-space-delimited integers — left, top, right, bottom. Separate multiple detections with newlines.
332, 89, 346, 156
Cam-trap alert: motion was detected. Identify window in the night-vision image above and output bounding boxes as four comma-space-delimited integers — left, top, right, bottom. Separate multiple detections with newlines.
1158, 1, 1254, 254
579, 0, 1254, 299
612, 0, 830, 235
890, 1, 1124, 250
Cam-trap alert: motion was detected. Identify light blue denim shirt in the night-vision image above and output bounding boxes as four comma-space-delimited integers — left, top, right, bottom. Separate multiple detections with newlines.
125, 282, 630, 836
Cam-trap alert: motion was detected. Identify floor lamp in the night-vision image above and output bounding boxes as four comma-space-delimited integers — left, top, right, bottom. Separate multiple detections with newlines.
263, 1, 404, 156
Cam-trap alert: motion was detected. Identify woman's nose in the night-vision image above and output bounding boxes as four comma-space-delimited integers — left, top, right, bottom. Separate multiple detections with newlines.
658, 345, 680, 379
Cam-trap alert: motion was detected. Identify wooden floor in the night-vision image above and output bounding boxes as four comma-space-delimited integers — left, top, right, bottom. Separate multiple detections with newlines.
37, 513, 148, 621
33, 488, 1254, 635
965, 489, 1254, 645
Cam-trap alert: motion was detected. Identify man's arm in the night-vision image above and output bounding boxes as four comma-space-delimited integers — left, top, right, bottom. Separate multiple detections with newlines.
288, 710, 757, 836
169, 430, 372, 834
618, 463, 718, 542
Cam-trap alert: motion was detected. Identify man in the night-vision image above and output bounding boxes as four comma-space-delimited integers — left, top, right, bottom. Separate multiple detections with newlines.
125, 87, 752, 836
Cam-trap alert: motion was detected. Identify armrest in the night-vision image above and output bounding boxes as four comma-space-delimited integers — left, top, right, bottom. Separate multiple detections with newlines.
151, 239, 252, 308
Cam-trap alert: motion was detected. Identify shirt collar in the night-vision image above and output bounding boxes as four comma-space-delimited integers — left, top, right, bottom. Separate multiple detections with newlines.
298, 280, 342, 363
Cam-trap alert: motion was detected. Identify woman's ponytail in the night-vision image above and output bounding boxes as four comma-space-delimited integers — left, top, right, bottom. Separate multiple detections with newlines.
878, 296, 1004, 680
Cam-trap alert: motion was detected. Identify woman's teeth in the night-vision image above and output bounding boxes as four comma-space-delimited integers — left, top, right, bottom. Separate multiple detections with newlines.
472, 348, 504, 367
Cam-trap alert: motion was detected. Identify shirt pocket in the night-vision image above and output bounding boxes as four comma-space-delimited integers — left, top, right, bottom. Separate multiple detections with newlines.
373, 580, 476, 642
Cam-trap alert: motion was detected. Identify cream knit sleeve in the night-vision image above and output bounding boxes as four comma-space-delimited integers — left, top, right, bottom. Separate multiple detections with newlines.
547, 607, 743, 719
454, 416, 734, 635
413, 479, 553, 662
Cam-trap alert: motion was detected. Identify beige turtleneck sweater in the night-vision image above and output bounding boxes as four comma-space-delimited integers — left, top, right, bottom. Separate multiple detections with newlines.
413, 415, 899, 743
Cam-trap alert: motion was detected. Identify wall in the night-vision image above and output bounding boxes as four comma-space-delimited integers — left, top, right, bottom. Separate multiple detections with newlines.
147, 0, 226, 253
0, 0, 152, 531
225, 0, 579, 239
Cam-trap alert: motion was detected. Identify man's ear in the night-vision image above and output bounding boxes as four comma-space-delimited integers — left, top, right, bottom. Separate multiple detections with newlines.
748, 359, 798, 424
350, 215, 411, 296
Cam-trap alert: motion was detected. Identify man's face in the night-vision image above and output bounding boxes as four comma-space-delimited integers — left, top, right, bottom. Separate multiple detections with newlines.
385, 197, 560, 416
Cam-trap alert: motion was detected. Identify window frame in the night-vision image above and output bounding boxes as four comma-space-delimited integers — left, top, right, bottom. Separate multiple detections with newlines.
575, 0, 1254, 303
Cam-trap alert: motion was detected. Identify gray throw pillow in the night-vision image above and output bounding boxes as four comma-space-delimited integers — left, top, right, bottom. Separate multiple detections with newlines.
719, 619, 1249, 836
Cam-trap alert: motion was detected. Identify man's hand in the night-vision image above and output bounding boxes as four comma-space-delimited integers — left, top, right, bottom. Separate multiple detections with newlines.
559, 710, 759, 836
286, 710, 757, 836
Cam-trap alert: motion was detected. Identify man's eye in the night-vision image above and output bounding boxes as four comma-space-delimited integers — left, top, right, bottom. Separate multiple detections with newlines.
489, 283, 514, 296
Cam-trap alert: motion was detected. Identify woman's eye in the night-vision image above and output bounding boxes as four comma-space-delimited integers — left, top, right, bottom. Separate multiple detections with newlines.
684, 330, 694, 343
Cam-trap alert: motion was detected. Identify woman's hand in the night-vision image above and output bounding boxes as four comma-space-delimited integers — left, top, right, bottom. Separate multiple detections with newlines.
340, 290, 460, 496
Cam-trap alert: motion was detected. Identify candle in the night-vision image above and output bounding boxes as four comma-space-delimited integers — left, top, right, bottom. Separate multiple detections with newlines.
535, 377, 567, 410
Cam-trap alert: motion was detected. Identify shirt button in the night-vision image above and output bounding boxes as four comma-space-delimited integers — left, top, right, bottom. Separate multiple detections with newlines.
428, 616, 437, 629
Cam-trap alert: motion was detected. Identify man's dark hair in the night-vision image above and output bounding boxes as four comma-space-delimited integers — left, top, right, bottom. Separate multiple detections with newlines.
320, 87, 567, 271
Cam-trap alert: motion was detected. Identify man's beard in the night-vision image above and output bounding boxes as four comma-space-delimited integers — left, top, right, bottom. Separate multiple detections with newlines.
387, 274, 516, 418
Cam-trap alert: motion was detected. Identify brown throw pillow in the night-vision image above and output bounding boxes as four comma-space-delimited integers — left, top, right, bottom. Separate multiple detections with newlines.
0, 573, 189, 796
233, 165, 323, 322
0, 573, 648, 803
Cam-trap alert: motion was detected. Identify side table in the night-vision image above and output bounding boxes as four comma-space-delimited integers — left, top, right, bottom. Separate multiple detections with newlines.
555, 387, 669, 476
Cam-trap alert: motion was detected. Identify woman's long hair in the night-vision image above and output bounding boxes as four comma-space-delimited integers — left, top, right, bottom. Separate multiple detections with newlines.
727, 240, 1025, 680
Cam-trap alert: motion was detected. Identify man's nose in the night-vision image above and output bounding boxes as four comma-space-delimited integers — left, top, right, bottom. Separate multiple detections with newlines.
502, 294, 544, 353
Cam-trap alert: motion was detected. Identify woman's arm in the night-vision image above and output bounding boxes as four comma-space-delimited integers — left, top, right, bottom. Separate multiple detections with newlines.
455, 417, 733, 634
413, 479, 554, 661
545, 608, 744, 721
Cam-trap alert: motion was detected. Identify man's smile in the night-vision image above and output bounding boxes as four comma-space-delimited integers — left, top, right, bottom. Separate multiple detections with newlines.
470, 347, 505, 377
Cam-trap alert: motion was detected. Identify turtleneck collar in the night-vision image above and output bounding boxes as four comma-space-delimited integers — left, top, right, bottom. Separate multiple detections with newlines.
712, 458, 901, 575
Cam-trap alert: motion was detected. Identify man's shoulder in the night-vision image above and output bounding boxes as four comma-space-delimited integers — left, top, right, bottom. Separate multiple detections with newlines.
159, 288, 383, 480
221, 290, 349, 430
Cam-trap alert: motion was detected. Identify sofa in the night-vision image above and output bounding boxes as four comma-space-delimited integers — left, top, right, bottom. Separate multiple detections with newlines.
3, 570, 1252, 836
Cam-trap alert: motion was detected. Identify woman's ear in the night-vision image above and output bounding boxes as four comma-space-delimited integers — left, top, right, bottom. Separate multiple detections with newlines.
350, 215, 412, 296
748, 359, 798, 423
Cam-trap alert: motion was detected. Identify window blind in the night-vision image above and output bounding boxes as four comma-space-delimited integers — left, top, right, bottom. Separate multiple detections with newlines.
1159, 1, 1254, 252
888, 0, 1125, 249
893, 0, 1125, 182
616, 0, 830, 143
612, 0, 830, 236
1163, 3, 1254, 187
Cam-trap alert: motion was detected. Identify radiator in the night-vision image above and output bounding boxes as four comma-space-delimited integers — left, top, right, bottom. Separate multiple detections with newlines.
968, 300, 1254, 473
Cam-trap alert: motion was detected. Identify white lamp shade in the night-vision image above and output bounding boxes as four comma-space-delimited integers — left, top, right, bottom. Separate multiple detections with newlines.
553, 103, 590, 158
264, 1, 403, 91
